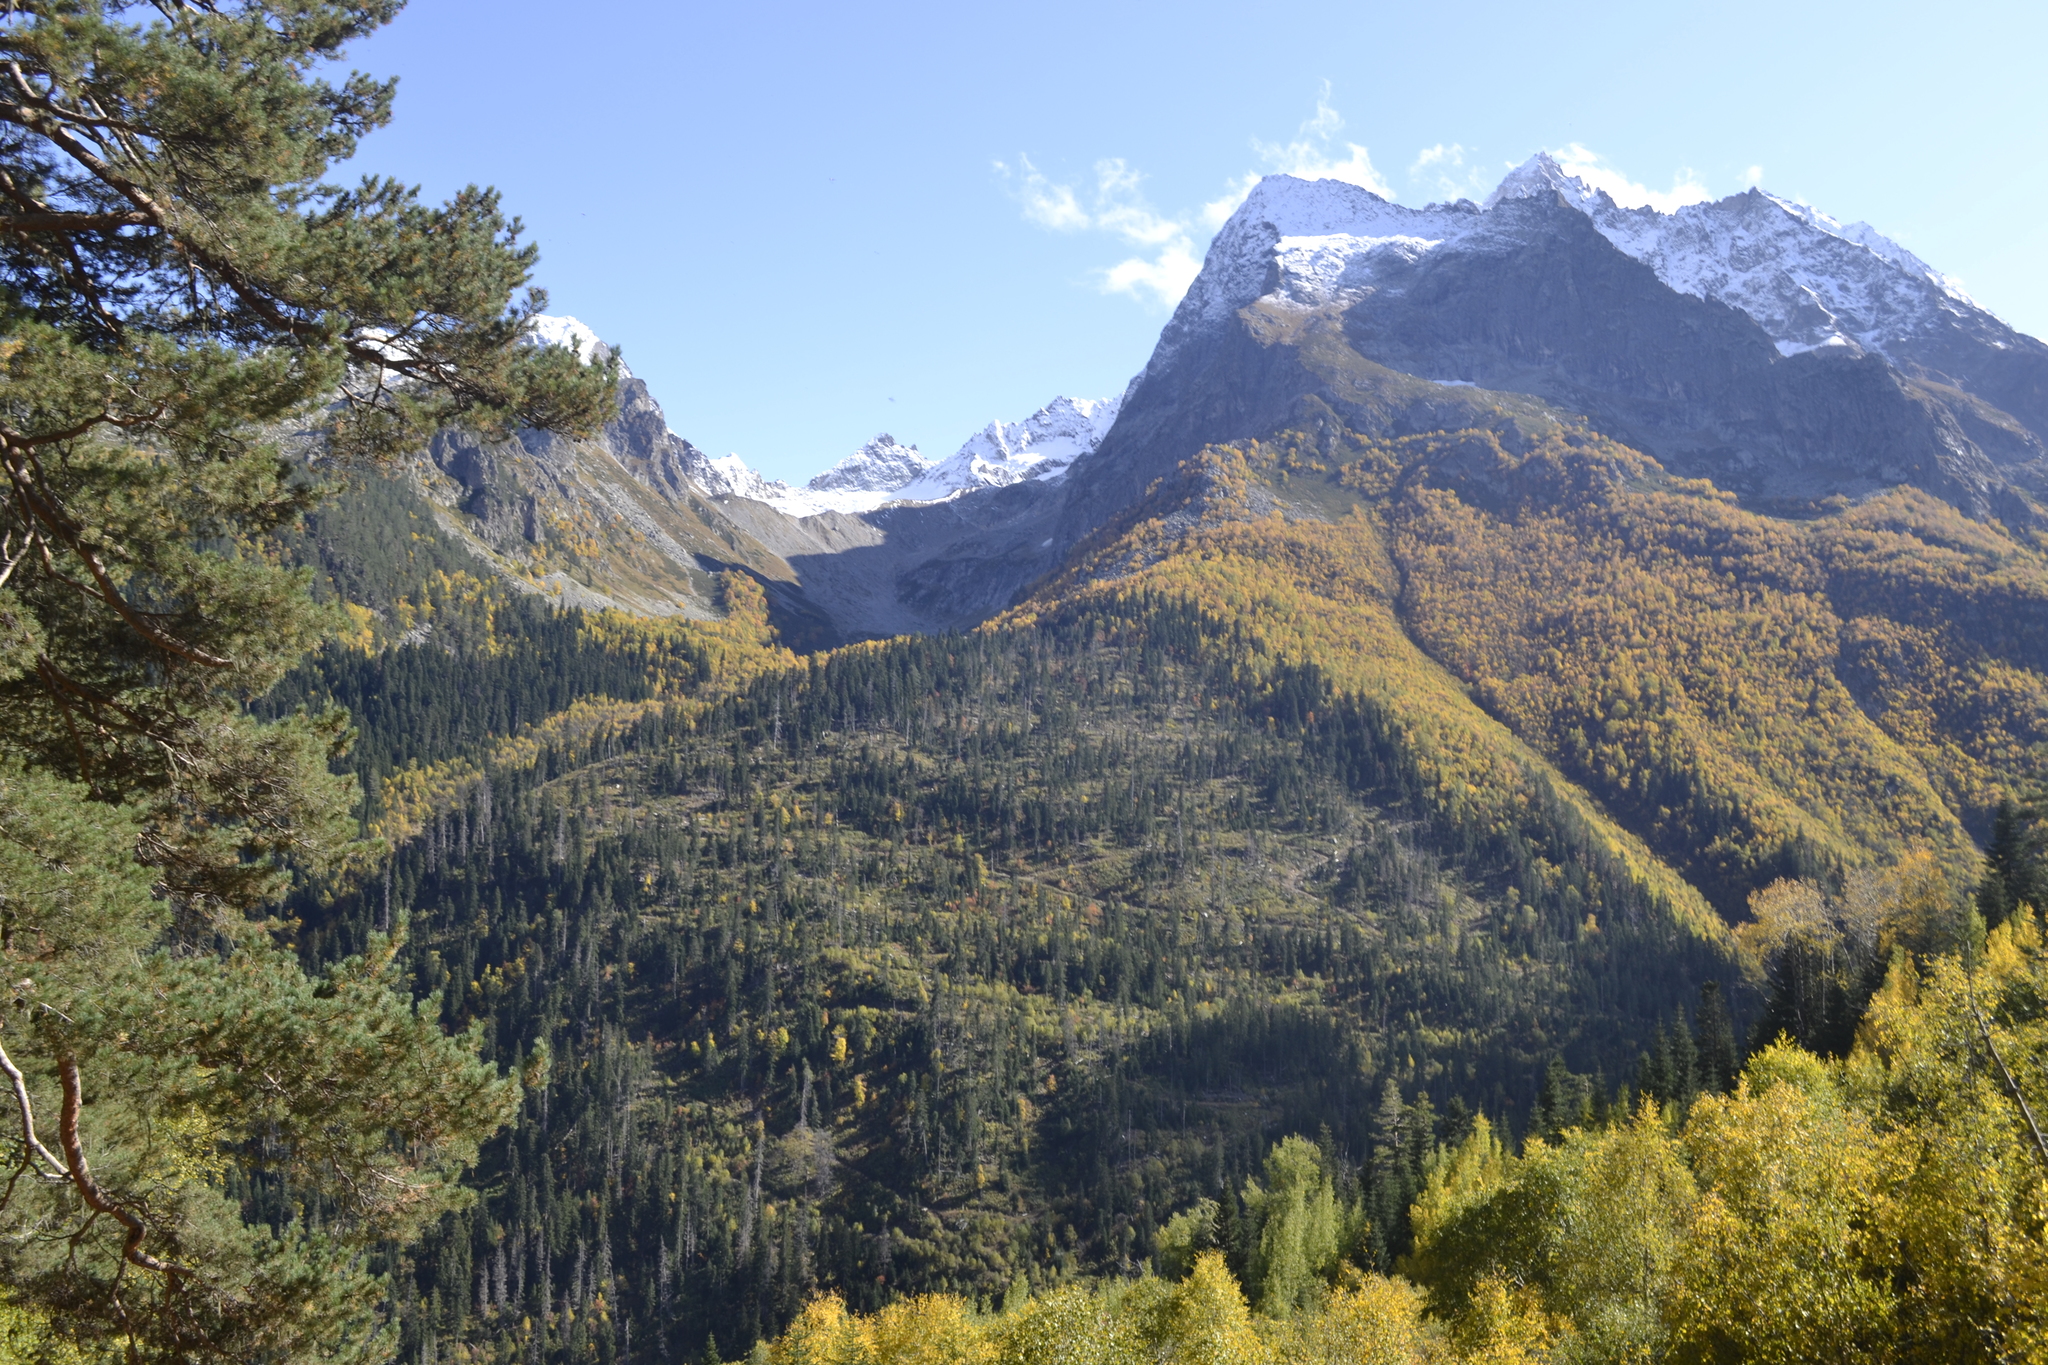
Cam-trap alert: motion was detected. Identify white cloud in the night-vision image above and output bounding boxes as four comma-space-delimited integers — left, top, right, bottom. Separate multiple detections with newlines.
1196, 91, 1394, 232
1101, 242, 1204, 307
1201, 172, 1262, 231
1250, 89, 1394, 198
999, 92, 1404, 311
1745, 164, 1764, 187
1408, 142, 1491, 202
1549, 143, 1710, 213
994, 155, 1090, 231
997, 156, 1209, 308
1091, 161, 1186, 247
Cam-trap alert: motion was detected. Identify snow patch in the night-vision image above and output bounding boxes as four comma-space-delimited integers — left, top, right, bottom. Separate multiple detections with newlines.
525, 315, 616, 368
894, 391, 1128, 503
1173, 154, 2031, 372
696, 453, 796, 504
1481, 154, 1992, 356
1272, 231, 1470, 304
1150, 177, 1484, 369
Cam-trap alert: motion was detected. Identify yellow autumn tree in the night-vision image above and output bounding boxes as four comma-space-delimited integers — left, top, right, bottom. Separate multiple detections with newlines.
1668, 1043, 1894, 1365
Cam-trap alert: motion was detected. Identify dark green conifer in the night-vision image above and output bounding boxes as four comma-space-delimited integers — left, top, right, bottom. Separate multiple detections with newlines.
1979, 797, 2043, 931
0, 3, 610, 1360
1695, 981, 1739, 1094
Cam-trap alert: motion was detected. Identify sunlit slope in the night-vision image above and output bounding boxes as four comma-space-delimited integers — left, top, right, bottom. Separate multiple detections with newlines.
1017, 393, 2048, 918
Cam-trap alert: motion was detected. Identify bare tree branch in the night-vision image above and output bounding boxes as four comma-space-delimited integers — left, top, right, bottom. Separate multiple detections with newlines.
56, 1053, 190, 1281
0, 1040, 70, 1181
1970, 990, 2048, 1172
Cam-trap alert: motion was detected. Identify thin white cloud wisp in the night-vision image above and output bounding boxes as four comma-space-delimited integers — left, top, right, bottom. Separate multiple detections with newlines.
1255, 88, 1393, 196
996, 156, 1205, 307
1549, 143, 1710, 213
1408, 143, 1492, 203
1002, 111, 1746, 312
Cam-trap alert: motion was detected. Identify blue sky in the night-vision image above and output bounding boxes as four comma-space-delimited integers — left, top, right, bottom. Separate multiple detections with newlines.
340, 0, 2045, 484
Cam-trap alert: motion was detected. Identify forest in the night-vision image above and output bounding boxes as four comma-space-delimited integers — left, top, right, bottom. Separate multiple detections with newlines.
4, 276, 2044, 1365
224, 487, 2037, 1364
219, 378, 2048, 1365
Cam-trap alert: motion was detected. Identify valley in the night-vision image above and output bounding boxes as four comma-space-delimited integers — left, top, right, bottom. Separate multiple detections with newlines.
262, 154, 2048, 1361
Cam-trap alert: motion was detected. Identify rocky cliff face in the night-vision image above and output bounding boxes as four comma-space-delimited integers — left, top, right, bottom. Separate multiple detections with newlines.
1055, 164, 2048, 542
807, 435, 931, 495
398, 369, 835, 639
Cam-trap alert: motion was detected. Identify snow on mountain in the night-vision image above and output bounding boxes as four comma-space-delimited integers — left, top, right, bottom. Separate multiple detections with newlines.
1477, 153, 1990, 357
525, 314, 616, 367
523, 311, 1134, 519
1152, 178, 1486, 371
1169, 156, 2019, 374
703, 436, 924, 517
725, 395, 1128, 517
894, 392, 1128, 503
752, 434, 934, 514
809, 434, 931, 494
696, 453, 798, 504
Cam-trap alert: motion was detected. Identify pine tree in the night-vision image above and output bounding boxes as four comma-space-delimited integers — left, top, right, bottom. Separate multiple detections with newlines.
1978, 797, 2042, 931
1694, 981, 1739, 1094
1535, 1056, 1578, 1142
0, 3, 609, 1361
1663, 1015, 1699, 1108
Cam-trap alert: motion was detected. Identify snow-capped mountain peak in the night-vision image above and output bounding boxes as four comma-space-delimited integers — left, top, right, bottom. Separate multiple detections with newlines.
1482, 151, 1602, 213
717, 392, 1130, 518
697, 453, 792, 503
1469, 153, 1995, 357
1169, 156, 2022, 376
893, 390, 1128, 504
808, 435, 931, 495
1757, 194, 1975, 307
1151, 175, 1478, 370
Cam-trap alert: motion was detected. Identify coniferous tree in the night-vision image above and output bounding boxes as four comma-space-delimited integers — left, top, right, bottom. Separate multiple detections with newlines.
0, 3, 611, 1361
1694, 981, 1739, 1095
1979, 797, 2044, 931
1534, 1056, 1588, 1142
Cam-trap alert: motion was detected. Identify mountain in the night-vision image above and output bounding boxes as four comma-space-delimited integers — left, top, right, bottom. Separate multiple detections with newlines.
712, 392, 1127, 515
265, 156, 2048, 1364
321, 332, 1132, 643
1028, 159, 2048, 906
893, 391, 1128, 501
800, 434, 932, 503
1066, 160, 2048, 534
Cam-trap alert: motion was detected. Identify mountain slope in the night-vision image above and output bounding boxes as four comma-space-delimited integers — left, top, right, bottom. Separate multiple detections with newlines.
279, 590, 1735, 1361
1035, 403, 2043, 912
1065, 169, 2048, 533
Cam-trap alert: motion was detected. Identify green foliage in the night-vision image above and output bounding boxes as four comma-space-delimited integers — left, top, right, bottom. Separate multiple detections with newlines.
1410, 1107, 1697, 1364
1239, 1136, 1347, 1317
0, 3, 608, 1360
0, 761, 522, 1362
1047, 414, 2048, 924
267, 589, 1736, 1361
1389, 914, 2048, 1364
1979, 794, 2048, 930
241, 255, 2048, 1364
